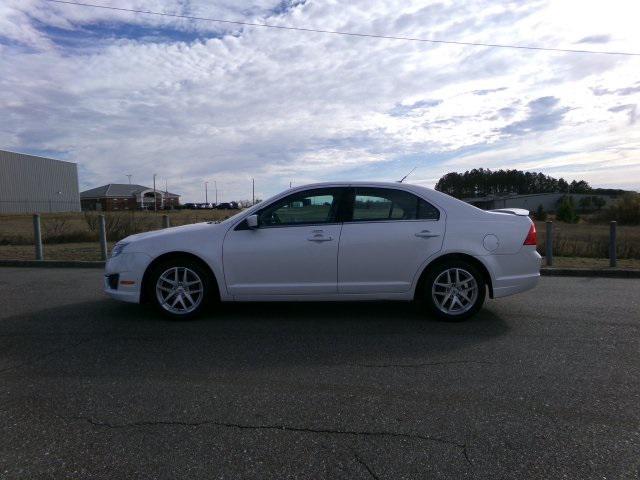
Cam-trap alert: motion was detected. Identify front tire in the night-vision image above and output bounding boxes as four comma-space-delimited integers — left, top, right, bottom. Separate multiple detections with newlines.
423, 260, 486, 321
147, 258, 212, 319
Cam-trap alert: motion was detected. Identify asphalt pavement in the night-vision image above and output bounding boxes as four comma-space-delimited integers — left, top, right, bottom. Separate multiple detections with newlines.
1, 267, 639, 479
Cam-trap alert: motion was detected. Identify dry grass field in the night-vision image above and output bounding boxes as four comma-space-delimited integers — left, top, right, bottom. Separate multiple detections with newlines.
1, 211, 639, 263
0, 209, 237, 245
0, 242, 115, 261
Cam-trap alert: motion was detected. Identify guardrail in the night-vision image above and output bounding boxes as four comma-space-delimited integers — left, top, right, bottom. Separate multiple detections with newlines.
28, 213, 174, 261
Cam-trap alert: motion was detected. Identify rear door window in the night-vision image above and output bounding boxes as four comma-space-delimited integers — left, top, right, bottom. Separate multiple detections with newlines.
350, 188, 439, 221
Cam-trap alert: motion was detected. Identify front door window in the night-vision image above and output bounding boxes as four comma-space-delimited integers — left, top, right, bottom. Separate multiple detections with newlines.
258, 189, 341, 227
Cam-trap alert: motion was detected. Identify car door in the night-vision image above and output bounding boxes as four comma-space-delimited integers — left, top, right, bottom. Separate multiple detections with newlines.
338, 187, 445, 294
223, 187, 346, 296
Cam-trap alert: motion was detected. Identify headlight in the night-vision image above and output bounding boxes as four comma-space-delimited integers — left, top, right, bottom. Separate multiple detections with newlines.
111, 242, 129, 258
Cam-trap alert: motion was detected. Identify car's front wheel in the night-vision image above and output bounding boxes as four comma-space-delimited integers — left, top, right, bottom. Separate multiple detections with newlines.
423, 260, 486, 321
147, 258, 212, 319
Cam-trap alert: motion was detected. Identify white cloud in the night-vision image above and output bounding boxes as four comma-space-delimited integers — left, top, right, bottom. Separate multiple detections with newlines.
0, 0, 639, 202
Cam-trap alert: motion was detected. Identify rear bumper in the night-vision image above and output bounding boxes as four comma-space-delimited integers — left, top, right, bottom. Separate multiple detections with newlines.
492, 272, 539, 298
482, 248, 541, 299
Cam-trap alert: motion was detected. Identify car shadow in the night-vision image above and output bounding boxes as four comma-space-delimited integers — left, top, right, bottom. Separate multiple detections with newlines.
0, 299, 509, 376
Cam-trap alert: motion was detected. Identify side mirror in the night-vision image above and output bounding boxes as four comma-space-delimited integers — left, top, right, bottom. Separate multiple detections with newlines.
246, 214, 259, 229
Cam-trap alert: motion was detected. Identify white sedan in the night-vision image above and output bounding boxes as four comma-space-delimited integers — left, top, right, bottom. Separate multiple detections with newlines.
105, 182, 540, 321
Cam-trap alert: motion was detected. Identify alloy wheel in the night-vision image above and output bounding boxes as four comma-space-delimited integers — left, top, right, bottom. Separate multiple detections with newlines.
431, 267, 479, 315
155, 267, 204, 315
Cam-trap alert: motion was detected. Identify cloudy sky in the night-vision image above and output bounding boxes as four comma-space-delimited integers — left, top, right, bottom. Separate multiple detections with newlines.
1, 0, 639, 201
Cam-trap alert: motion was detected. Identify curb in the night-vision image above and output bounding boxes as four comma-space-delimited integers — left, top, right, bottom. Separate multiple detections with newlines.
540, 267, 640, 278
0, 259, 105, 269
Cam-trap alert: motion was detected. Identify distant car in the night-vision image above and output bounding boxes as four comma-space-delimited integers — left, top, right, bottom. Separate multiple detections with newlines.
182, 203, 198, 210
105, 182, 540, 321
216, 202, 238, 210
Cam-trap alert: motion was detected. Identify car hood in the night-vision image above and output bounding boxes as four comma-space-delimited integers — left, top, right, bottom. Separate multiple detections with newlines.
121, 221, 220, 244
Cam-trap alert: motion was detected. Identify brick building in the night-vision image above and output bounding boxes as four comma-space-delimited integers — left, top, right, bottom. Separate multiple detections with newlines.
80, 184, 180, 211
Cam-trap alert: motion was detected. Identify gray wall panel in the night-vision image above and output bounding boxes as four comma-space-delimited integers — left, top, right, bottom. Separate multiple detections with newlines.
0, 150, 81, 213
465, 193, 618, 212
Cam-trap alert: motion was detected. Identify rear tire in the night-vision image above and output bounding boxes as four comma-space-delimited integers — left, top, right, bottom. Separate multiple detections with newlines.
146, 257, 213, 320
422, 260, 486, 321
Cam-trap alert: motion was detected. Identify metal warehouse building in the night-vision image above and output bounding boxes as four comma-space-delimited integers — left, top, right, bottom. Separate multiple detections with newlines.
0, 149, 81, 213
463, 192, 618, 212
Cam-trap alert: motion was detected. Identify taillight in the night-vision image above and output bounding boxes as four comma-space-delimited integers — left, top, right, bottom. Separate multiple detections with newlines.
523, 223, 537, 245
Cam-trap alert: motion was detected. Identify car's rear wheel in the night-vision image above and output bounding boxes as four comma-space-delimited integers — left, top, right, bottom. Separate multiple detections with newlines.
423, 260, 486, 321
147, 258, 212, 319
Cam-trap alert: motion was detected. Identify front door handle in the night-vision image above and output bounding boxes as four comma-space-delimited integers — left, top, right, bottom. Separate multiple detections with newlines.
415, 230, 440, 238
308, 230, 333, 242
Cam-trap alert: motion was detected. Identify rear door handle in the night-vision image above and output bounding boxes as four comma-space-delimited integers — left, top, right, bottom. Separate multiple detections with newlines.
308, 230, 333, 242
415, 230, 440, 238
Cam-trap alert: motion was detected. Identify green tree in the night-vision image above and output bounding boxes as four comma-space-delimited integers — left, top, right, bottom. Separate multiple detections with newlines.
558, 178, 569, 193
605, 193, 640, 225
556, 196, 579, 223
570, 180, 591, 193
535, 204, 547, 221
578, 196, 593, 212
434, 169, 592, 199
592, 196, 606, 210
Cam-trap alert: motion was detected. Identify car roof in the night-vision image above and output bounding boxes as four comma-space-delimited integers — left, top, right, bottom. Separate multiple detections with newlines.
293, 181, 414, 188
288, 181, 443, 198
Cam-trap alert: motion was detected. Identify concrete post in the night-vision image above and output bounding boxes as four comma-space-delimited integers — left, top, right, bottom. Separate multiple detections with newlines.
609, 221, 617, 268
99, 214, 108, 261
162, 215, 170, 229
33, 214, 43, 261
545, 221, 553, 267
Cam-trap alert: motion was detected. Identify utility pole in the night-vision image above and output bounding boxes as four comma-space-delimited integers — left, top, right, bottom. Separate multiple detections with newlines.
214, 181, 218, 204
153, 173, 157, 212
126, 174, 132, 184
204, 181, 209, 204
252, 178, 255, 205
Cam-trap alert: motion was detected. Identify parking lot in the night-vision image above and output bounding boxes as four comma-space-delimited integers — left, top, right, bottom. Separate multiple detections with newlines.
1, 267, 639, 479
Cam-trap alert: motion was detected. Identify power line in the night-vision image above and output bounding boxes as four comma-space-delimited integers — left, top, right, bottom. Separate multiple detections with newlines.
43, 0, 640, 57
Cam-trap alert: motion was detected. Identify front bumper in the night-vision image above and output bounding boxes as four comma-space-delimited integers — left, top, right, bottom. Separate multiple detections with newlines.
104, 252, 152, 304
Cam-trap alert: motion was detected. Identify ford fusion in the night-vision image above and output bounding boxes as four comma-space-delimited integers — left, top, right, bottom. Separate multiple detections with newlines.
105, 182, 540, 321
